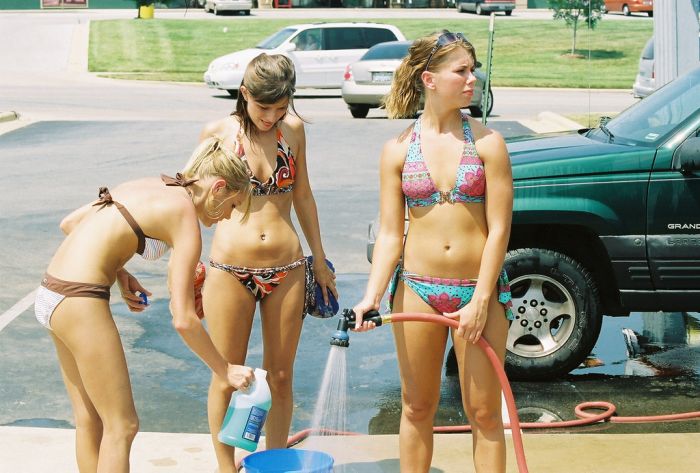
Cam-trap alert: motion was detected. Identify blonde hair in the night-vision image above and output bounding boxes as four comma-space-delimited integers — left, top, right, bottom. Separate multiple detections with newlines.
182, 137, 252, 220
233, 54, 303, 137
384, 32, 477, 119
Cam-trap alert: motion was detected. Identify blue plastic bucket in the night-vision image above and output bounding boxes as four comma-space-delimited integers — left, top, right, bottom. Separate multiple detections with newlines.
241, 449, 334, 473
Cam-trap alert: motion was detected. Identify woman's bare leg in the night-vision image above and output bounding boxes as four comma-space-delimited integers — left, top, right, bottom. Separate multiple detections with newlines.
392, 282, 448, 473
453, 293, 509, 473
203, 268, 256, 473
50, 297, 139, 473
259, 265, 305, 449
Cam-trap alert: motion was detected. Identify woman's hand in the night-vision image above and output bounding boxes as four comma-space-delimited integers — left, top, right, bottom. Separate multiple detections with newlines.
313, 259, 338, 305
444, 298, 489, 344
116, 269, 152, 313
227, 364, 255, 391
351, 298, 379, 333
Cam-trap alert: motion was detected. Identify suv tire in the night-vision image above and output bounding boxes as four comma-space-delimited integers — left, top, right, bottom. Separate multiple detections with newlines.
503, 248, 602, 380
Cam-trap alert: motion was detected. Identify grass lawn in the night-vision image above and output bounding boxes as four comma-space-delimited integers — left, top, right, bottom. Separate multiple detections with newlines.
89, 18, 652, 88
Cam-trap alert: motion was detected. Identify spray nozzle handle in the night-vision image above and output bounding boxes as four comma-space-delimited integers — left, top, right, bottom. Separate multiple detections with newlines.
341, 308, 382, 329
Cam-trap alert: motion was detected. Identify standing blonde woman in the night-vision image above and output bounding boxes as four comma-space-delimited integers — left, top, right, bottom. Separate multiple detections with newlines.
352, 32, 513, 473
199, 53, 337, 472
34, 137, 255, 473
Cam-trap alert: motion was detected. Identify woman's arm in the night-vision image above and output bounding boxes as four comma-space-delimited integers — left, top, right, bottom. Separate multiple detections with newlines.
353, 137, 408, 329
289, 120, 338, 304
473, 126, 513, 302
166, 203, 252, 388
449, 122, 513, 342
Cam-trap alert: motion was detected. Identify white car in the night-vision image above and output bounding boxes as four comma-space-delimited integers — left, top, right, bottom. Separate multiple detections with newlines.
204, 0, 252, 15
204, 22, 406, 98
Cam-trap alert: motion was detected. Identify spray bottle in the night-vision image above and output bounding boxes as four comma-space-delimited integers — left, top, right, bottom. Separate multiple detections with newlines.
218, 368, 272, 452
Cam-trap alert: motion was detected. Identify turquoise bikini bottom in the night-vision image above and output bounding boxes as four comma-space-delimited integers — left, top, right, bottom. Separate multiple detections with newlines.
387, 266, 514, 320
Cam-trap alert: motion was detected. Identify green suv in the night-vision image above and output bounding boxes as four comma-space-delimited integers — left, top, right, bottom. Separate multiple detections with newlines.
504, 65, 700, 379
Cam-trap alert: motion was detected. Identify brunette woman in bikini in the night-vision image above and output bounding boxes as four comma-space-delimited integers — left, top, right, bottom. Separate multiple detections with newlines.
34, 137, 255, 473
199, 54, 337, 472
353, 32, 514, 473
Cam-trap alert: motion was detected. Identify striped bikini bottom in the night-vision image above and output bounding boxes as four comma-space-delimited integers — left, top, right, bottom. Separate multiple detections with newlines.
34, 273, 111, 331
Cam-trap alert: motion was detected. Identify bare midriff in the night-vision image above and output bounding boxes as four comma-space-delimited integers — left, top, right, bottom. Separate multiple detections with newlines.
210, 194, 303, 267
402, 201, 487, 279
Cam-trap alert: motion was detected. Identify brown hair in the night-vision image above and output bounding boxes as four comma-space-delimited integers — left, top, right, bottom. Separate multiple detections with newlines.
182, 136, 252, 220
384, 32, 477, 119
232, 54, 303, 137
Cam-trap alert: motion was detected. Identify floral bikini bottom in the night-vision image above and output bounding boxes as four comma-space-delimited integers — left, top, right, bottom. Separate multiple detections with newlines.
388, 265, 514, 320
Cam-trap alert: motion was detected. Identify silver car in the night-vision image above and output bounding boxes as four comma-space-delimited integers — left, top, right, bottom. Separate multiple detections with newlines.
632, 37, 654, 98
341, 41, 493, 119
203, 0, 252, 15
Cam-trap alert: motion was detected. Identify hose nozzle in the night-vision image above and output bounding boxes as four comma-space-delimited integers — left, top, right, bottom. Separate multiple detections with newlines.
329, 309, 383, 348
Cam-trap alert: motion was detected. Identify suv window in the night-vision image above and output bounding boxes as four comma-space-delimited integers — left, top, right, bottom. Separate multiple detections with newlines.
292, 29, 322, 51
257, 28, 297, 50
325, 28, 367, 50
364, 28, 399, 48
324, 27, 398, 51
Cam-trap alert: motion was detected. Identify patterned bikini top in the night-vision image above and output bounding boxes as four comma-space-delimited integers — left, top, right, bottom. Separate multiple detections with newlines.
402, 113, 486, 208
236, 128, 296, 197
93, 174, 195, 261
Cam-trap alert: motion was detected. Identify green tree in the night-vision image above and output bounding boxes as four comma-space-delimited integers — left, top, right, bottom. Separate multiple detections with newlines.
548, 0, 604, 55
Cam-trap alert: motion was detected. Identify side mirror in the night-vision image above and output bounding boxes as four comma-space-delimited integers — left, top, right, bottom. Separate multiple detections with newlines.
673, 136, 700, 175
280, 42, 297, 53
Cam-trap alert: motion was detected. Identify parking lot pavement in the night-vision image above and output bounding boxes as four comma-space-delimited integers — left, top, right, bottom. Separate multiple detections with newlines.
2, 426, 698, 473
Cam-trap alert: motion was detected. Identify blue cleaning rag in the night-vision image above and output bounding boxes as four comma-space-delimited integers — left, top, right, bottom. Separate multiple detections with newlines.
306, 256, 339, 318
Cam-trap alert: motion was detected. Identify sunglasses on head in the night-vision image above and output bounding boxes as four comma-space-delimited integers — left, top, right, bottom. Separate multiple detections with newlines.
424, 32, 470, 72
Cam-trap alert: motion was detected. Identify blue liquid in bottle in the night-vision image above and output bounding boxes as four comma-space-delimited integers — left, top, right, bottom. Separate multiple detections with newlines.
218, 368, 272, 452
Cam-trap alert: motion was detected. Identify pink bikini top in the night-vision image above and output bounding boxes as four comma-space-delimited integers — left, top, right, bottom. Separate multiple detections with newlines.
401, 113, 486, 208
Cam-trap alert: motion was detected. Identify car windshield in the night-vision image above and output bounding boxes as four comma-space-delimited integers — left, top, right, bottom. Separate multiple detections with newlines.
256, 28, 298, 50
361, 42, 411, 61
588, 66, 700, 147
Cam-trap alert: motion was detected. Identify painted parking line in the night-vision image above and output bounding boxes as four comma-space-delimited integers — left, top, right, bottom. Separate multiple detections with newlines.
0, 289, 37, 332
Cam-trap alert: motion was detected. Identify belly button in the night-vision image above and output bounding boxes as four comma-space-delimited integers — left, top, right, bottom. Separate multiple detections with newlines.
260, 233, 266, 241
444, 245, 451, 251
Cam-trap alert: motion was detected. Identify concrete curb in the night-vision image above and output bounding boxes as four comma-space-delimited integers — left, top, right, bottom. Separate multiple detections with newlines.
0, 111, 19, 123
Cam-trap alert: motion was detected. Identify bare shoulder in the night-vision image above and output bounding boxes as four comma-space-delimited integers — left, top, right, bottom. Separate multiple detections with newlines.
468, 117, 508, 163
279, 114, 306, 153
200, 115, 239, 141
380, 123, 412, 169
280, 114, 305, 138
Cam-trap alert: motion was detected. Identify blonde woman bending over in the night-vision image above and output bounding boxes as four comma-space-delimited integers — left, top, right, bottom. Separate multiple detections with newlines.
34, 138, 255, 473
199, 54, 337, 473
352, 32, 514, 473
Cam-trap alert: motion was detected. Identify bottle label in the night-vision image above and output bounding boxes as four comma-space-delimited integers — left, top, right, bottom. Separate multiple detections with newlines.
242, 406, 267, 442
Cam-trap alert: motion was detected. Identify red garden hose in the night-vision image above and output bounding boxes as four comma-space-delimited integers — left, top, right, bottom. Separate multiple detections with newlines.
284, 312, 700, 473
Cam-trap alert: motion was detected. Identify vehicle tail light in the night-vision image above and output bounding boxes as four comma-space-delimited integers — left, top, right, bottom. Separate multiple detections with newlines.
343, 64, 353, 81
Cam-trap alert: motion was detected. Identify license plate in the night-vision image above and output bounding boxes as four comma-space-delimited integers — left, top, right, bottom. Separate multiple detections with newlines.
372, 72, 393, 83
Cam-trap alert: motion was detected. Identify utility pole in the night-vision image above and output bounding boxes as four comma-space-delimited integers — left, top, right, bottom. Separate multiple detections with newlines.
654, 0, 700, 88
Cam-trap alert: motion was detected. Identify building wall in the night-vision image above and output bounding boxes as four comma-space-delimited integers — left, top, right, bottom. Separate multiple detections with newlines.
1, 1, 191, 9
